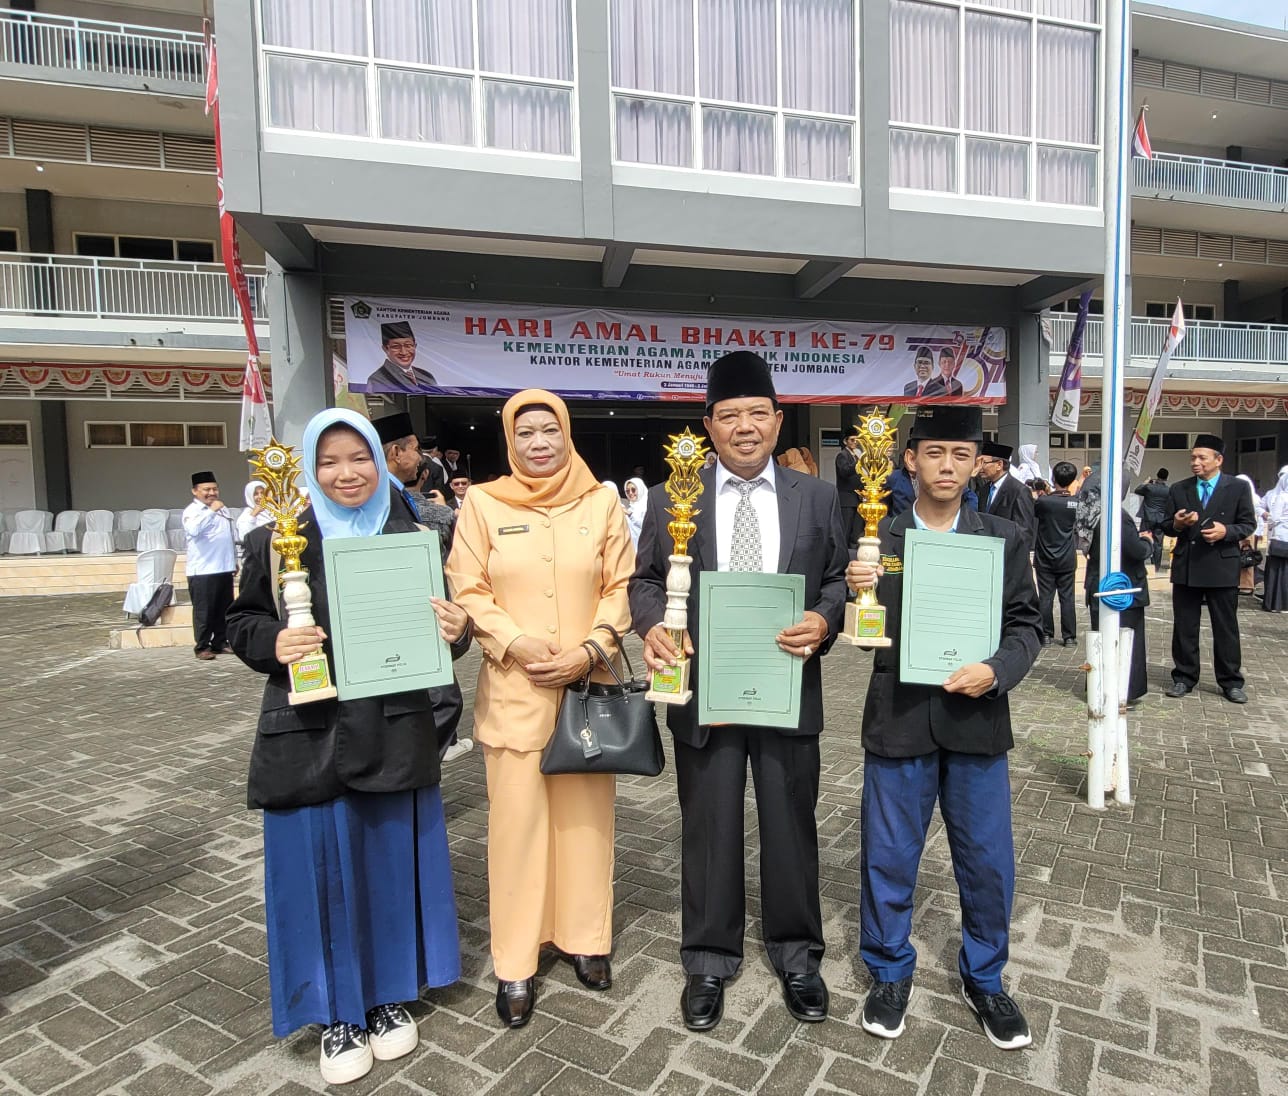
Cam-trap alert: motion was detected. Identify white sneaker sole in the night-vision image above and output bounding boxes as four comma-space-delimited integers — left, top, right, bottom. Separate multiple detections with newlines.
861, 984, 912, 1039
319, 1045, 374, 1085
961, 984, 1032, 1050
370, 1020, 419, 1061
443, 739, 474, 763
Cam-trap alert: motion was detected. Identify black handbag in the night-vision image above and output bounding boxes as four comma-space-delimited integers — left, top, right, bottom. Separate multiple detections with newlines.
1241, 547, 1264, 568
1268, 541, 1288, 560
540, 625, 665, 778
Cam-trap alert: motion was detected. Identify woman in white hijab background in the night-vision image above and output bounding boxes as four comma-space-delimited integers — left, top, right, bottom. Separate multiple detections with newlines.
236, 480, 274, 542
1262, 467, 1288, 612
1236, 473, 1266, 595
624, 476, 648, 549
1011, 443, 1044, 484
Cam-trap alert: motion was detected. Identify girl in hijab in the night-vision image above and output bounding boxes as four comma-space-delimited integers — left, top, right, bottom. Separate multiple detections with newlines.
1262, 467, 1288, 612
1236, 474, 1265, 595
624, 476, 648, 548
235, 480, 273, 544
1012, 443, 1044, 483
446, 390, 634, 1030
226, 409, 468, 1086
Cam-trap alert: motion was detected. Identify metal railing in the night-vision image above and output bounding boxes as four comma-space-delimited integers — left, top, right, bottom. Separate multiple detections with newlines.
0, 254, 266, 322
1134, 151, 1288, 208
0, 9, 206, 86
1048, 313, 1288, 370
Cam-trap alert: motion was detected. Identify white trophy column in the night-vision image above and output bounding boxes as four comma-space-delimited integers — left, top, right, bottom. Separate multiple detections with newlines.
280, 570, 317, 630
663, 554, 693, 636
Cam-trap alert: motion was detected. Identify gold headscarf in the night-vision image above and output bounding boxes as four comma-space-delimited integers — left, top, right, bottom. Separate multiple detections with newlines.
477, 389, 600, 508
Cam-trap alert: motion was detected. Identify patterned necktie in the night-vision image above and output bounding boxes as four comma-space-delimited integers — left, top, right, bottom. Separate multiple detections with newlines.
729, 478, 764, 572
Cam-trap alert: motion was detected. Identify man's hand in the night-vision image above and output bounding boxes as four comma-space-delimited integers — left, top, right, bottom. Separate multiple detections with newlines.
208, 499, 226, 512
427, 490, 447, 506
943, 662, 996, 698
275, 625, 326, 665
846, 560, 883, 594
1201, 521, 1227, 543
1173, 509, 1199, 528
431, 598, 468, 644
777, 611, 829, 659
642, 625, 693, 672
526, 645, 592, 689
1140, 529, 1154, 541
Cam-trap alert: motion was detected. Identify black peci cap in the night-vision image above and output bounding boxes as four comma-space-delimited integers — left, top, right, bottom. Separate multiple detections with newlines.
1193, 433, 1224, 455
907, 406, 984, 443
373, 411, 416, 445
980, 440, 1013, 460
705, 351, 778, 412
381, 321, 415, 342
191, 470, 216, 486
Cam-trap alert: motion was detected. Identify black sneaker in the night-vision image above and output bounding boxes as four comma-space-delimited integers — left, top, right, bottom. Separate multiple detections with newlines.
861, 977, 913, 1039
319, 1021, 373, 1085
366, 1002, 418, 1061
961, 984, 1032, 1050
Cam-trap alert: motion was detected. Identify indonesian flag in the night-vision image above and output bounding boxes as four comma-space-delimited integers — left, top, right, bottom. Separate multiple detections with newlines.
1125, 300, 1186, 476
1131, 108, 1152, 159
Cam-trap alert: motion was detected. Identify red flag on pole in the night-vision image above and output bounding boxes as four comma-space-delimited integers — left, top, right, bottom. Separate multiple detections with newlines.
1130, 107, 1152, 160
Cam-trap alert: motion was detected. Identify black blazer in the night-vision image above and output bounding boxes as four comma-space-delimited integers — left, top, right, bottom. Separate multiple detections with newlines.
924, 376, 963, 398
227, 499, 470, 810
835, 447, 862, 509
629, 466, 849, 748
983, 473, 1036, 551
861, 507, 1041, 758
1085, 509, 1151, 608
1162, 474, 1256, 589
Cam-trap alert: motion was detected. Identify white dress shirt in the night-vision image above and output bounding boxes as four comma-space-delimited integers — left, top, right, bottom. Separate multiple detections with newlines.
183, 500, 237, 576
715, 459, 780, 573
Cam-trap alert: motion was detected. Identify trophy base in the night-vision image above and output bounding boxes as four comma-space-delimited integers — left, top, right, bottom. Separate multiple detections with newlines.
840, 602, 893, 649
646, 659, 692, 705
288, 652, 339, 705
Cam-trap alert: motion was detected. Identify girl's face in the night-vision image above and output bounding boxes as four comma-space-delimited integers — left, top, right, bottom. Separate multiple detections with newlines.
625, 481, 638, 501
315, 426, 380, 507
253, 486, 265, 505
512, 409, 566, 478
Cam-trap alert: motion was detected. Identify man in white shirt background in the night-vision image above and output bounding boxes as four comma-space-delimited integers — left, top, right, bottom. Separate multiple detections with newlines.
183, 471, 237, 660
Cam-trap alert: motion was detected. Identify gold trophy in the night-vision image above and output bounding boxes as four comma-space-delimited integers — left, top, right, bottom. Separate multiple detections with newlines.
841, 412, 895, 648
249, 438, 339, 704
645, 428, 710, 704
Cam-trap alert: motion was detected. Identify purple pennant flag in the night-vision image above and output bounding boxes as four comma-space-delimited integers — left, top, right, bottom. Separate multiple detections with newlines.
1050, 292, 1091, 431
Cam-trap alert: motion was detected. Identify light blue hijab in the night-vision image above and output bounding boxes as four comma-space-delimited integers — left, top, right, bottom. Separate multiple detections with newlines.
301, 408, 390, 539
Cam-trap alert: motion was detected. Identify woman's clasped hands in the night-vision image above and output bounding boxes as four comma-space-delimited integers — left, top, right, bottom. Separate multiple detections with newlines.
508, 635, 592, 689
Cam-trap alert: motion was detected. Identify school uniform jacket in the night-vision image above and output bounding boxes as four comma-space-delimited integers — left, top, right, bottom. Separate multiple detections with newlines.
1161, 474, 1256, 589
628, 466, 849, 749
861, 507, 1041, 759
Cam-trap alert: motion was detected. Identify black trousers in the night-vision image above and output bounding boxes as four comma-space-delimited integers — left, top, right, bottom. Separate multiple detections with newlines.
1036, 566, 1076, 641
673, 729, 823, 978
1088, 600, 1148, 701
1171, 584, 1242, 691
1142, 519, 1165, 568
189, 571, 234, 652
841, 507, 860, 548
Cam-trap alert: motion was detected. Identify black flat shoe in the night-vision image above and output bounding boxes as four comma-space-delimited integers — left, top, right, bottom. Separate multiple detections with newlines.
1223, 687, 1248, 704
680, 975, 724, 1032
779, 970, 829, 1023
1165, 682, 1191, 698
496, 977, 536, 1029
570, 954, 612, 991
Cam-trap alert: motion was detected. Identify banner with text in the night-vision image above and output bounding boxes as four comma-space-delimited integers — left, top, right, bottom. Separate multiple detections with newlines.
342, 297, 1008, 404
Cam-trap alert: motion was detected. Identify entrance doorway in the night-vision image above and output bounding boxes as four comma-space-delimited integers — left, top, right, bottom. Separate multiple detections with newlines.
0, 421, 35, 509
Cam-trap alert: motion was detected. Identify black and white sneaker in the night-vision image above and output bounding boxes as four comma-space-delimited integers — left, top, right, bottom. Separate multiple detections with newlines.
961, 983, 1032, 1050
366, 1002, 418, 1061
861, 977, 913, 1039
319, 1021, 373, 1085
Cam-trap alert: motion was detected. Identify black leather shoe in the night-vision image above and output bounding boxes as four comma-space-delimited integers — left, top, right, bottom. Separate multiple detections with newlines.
1063, 637, 1078, 648
570, 954, 612, 991
779, 970, 829, 1023
495, 978, 536, 1029
1223, 687, 1248, 704
1040, 636, 1054, 648
680, 975, 724, 1032
1165, 681, 1191, 698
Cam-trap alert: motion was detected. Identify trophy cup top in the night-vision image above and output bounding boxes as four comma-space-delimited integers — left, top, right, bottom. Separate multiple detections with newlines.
248, 436, 311, 572
662, 428, 710, 557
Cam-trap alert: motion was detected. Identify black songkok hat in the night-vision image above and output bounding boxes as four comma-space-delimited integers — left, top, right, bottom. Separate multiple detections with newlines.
1193, 433, 1225, 455
381, 321, 415, 343
908, 406, 984, 443
981, 440, 1013, 460
373, 411, 416, 445
191, 470, 216, 486
705, 351, 778, 412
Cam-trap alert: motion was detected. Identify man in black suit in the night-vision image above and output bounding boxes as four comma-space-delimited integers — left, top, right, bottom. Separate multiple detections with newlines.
1133, 468, 1170, 570
903, 346, 935, 398
835, 430, 863, 545
975, 442, 1036, 550
629, 351, 848, 1033
846, 406, 1041, 1051
923, 346, 964, 398
447, 472, 470, 511
1033, 461, 1080, 647
1162, 435, 1256, 703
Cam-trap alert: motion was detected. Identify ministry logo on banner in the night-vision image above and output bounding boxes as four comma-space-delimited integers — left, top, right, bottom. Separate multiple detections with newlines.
1051, 292, 1092, 432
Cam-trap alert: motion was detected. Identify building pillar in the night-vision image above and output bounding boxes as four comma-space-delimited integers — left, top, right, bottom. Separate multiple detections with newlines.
1225, 145, 1242, 163
265, 258, 331, 448
1223, 280, 1240, 322
25, 188, 52, 252
40, 402, 71, 512
996, 313, 1049, 479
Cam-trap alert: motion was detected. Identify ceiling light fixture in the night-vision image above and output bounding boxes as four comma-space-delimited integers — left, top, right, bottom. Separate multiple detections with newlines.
34, 163, 44, 172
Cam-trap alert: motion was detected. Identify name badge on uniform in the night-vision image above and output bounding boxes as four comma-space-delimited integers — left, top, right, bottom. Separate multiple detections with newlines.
498, 524, 529, 535
880, 553, 903, 575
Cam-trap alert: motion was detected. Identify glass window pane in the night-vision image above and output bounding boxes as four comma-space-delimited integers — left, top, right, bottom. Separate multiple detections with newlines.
479, 0, 573, 81
176, 241, 215, 263
373, 0, 472, 67
118, 237, 175, 261
186, 423, 224, 447
890, 1, 958, 127
1037, 0, 1097, 19
1037, 25, 1096, 144
76, 235, 116, 257
965, 13, 1030, 136
615, 96, 693, 166
785, 117, 852, 182
612, 0, 694, 95
699, 0, 776, 107
130, 423, 184, 447
1037, 145, 1097, 204
87, 423, 126, 447
978, 0, 1032, 10
783, 0, 854, 114
702, 106, 774, 174
379, 69, 474, 145
484, 81, 573, 154
890, 128, 956, 191
265, 55, 368, 136
965, 137, 1029, 198
261, 0, 367, 55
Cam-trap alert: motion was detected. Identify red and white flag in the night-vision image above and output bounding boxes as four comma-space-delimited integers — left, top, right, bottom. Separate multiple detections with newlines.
1124, 300, 1185, 476
1131, 107, 1152, 160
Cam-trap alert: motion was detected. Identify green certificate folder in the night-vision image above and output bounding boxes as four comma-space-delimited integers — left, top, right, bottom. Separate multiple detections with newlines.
900, 528, 1004, 686
697, 571, 805, 729
323, 531, 454, 700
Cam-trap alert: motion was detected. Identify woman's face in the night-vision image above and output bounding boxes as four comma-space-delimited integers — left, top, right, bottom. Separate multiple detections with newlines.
315, 425, 380, 507
512, 409, 566, 478
625, 481, 638, 501
253, 486, 265, 505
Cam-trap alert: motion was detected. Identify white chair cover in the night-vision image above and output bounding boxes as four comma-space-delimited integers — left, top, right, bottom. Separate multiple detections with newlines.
9, 510, 53, 555
53, 510, 84, 552
123, 548, 178, 616
136, 509, 170, 553
82, 510, 116, 555
114, 509, 141, 552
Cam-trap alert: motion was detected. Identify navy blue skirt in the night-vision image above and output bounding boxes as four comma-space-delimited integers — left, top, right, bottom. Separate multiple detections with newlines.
262, 785, 460, 1036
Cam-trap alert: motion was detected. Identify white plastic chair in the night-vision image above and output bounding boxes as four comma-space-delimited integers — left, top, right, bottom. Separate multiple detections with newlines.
165, 509, 186, 552
9, 510, 54, 555
53, 510, 84, 553
137, 509, 170, 553
0, 511, 13, 554
82, 510, 116, 555
114, 510, 141, 552
123, 549, 178, 616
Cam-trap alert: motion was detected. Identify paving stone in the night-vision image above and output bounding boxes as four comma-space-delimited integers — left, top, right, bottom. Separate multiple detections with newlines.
3, 1044, 83, 1094
37, 1005, 118, 1051
822, 1057, 919, 1096
1155, 1007, 1202, 1062
124, 1063, 213, 1096
1208, 1048, 1262, 1096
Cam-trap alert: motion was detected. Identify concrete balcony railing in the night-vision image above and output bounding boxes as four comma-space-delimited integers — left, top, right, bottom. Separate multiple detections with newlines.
0, 9, 206, 92
1133, 151, 1288, 209
1048, 314, 1288, 378
0, 254, 266, 323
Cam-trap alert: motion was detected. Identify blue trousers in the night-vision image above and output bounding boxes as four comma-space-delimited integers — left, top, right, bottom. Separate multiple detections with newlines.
860, 750, 1014, 993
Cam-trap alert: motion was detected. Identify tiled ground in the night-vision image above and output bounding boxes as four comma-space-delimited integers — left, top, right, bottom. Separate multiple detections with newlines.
1, 590, 1285, 1095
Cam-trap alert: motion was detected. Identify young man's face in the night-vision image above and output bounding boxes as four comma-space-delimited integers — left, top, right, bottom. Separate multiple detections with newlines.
907, 441, 978, 503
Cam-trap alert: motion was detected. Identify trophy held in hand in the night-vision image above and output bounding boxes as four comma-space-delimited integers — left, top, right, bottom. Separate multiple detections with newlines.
841, 412, 895, 648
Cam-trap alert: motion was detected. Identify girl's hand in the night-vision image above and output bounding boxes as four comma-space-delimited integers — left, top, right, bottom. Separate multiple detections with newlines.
275, 625, 326, 665
431, 598, 469, 645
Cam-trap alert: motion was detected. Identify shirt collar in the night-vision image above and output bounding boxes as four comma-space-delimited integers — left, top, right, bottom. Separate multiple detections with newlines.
1200, 471, 1220, 487
911, 502, 962, 532
716, 458, 776, 493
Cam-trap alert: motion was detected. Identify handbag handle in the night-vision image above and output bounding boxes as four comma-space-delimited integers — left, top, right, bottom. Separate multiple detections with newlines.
587, 623, 641, 682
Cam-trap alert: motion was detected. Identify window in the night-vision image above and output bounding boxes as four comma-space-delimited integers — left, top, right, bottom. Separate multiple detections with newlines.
1049, 432, 1065, 447
1160, 432, 1190, 450
85, 421, 227, 448
611, 0, 857, 182
890, 0, 1100, 205
1050, 297, 1103, 315
0, 229, 18, 252
73, 235, 216, 262
259, 0, 577, 156
0, 421, 30, 446
1145, 301, 1215, 321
